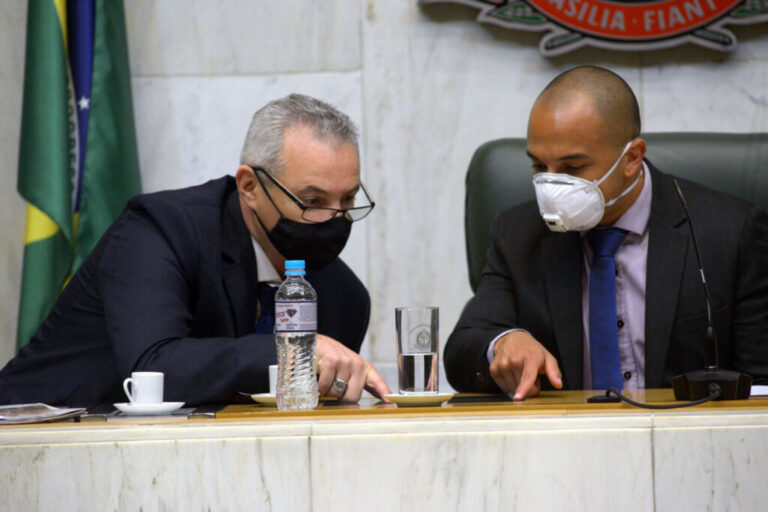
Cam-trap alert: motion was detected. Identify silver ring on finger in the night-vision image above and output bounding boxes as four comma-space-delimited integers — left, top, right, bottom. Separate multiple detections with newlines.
331, 378, 348, 395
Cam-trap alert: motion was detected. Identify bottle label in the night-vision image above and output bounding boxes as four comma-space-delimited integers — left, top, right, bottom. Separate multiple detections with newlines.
275, 301, 317, 333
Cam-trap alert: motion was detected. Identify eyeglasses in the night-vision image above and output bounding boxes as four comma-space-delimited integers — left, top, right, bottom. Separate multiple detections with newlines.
252, 167, 375, 223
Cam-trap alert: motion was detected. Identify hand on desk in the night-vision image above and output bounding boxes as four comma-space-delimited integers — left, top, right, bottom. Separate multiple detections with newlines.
491, 331, 563, 400
317, 335, 392, 403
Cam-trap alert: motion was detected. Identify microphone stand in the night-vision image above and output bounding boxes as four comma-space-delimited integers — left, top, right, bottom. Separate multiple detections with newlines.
670, 179, 752, 400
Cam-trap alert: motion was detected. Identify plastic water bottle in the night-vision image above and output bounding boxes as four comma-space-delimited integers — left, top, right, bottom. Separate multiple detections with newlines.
275, 260, 318, 411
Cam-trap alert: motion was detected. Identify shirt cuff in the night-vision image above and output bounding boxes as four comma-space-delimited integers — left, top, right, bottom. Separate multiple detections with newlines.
487, 328, 531, 364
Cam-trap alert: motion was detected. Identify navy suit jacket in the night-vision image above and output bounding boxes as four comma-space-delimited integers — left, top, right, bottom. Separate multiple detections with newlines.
445, 164, 768, 392
0, 177, 370, 407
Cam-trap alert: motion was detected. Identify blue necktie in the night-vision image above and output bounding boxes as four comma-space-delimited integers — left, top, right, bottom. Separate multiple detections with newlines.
587, 228, 628, 390
254, 284, 276, 334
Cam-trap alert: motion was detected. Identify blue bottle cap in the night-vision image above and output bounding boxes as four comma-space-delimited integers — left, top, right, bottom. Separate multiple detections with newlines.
284, 260, 305, 271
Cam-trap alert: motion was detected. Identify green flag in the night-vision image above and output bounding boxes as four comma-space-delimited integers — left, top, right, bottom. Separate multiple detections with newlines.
16, 0, 141, 350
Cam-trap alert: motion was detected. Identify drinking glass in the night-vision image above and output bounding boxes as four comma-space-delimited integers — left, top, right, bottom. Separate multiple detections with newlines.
395, 307, 439, 394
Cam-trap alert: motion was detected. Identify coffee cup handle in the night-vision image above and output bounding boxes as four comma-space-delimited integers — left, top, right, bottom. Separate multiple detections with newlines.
123, 377, 136, 403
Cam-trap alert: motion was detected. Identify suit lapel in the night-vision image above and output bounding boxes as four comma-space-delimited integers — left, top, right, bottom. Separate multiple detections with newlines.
645, 165, 689, 387
221, 189, 260, 336
544, 231, 584, 388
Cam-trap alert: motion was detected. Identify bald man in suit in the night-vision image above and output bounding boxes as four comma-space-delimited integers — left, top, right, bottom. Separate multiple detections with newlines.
445, 66, 768, 399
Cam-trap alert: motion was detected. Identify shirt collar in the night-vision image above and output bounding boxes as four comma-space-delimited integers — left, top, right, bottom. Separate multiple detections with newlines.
612, 161, 652, 236
251, 238, 282, 285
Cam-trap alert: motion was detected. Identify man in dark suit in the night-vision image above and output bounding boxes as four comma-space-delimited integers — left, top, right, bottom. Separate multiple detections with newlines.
0, 94, 391, 407
445, 66, 768, 399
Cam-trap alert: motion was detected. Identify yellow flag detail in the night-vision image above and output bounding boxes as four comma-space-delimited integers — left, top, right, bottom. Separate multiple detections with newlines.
24, 204, 60, 245
53, 0, 68, 46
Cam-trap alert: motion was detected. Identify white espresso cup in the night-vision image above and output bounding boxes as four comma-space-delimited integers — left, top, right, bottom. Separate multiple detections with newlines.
123, 371, 164, 404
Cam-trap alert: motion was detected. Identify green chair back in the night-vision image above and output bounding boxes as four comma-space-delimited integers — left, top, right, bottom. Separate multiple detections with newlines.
465, 133, 768, 291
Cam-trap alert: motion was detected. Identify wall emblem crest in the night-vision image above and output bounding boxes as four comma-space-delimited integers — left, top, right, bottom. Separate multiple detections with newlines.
420, 0, 768, 56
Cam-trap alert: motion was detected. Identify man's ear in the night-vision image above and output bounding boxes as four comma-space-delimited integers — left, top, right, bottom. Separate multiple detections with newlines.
235, 165, 259, 201
624, 138, 647, 177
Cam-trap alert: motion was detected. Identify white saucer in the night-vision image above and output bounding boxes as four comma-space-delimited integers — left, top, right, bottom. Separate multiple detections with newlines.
114, 402, 185, 415
250, 393, 277, 406
385, 393, 454, 407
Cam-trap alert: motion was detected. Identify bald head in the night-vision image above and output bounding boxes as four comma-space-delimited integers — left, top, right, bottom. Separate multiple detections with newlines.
534, 66, 640, 146
526, 66, 647, 226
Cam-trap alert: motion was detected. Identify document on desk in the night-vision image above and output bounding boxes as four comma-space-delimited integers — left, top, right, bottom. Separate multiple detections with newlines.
106, 407, 196, 421
751, 385, 768, 396
0, 403, 86, 424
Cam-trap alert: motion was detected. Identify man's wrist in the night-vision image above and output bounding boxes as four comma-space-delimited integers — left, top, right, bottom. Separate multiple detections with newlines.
487, 328, 530, 364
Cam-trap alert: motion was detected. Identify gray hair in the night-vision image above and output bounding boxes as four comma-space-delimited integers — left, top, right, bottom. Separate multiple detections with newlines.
240, 94, 359, 174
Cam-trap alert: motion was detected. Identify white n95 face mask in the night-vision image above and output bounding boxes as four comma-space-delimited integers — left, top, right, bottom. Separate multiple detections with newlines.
532, 140, 641, 232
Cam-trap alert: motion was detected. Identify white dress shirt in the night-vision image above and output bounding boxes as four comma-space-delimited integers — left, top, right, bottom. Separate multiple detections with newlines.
251, 238, 281, 285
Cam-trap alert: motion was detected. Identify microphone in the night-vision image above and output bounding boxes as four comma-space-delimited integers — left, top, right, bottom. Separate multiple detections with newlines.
669, 178, 752, 401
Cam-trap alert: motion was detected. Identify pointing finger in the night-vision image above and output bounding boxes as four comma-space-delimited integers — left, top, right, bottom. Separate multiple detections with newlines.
364, 364, 392, 401
513, 357, 540, 400
544, 352, 563, 389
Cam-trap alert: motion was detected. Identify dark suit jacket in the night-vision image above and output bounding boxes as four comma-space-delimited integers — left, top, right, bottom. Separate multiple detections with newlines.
0, 177, 370, 407
445, 164, 768, 392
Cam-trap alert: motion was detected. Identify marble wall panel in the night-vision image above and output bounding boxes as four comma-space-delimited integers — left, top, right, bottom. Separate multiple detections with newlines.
124, 0, 362, 76
0, 436, 311, 511
131, 73, 363, 192
727, 23, 768, 61
0, 2, 27, 367
653, 421, 768, 511
635, 23, 768, 64
641, 59, 768, 133
311, 427, 654, 511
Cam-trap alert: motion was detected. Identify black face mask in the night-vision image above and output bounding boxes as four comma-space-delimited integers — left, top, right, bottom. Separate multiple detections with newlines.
252, 209, 352, 271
